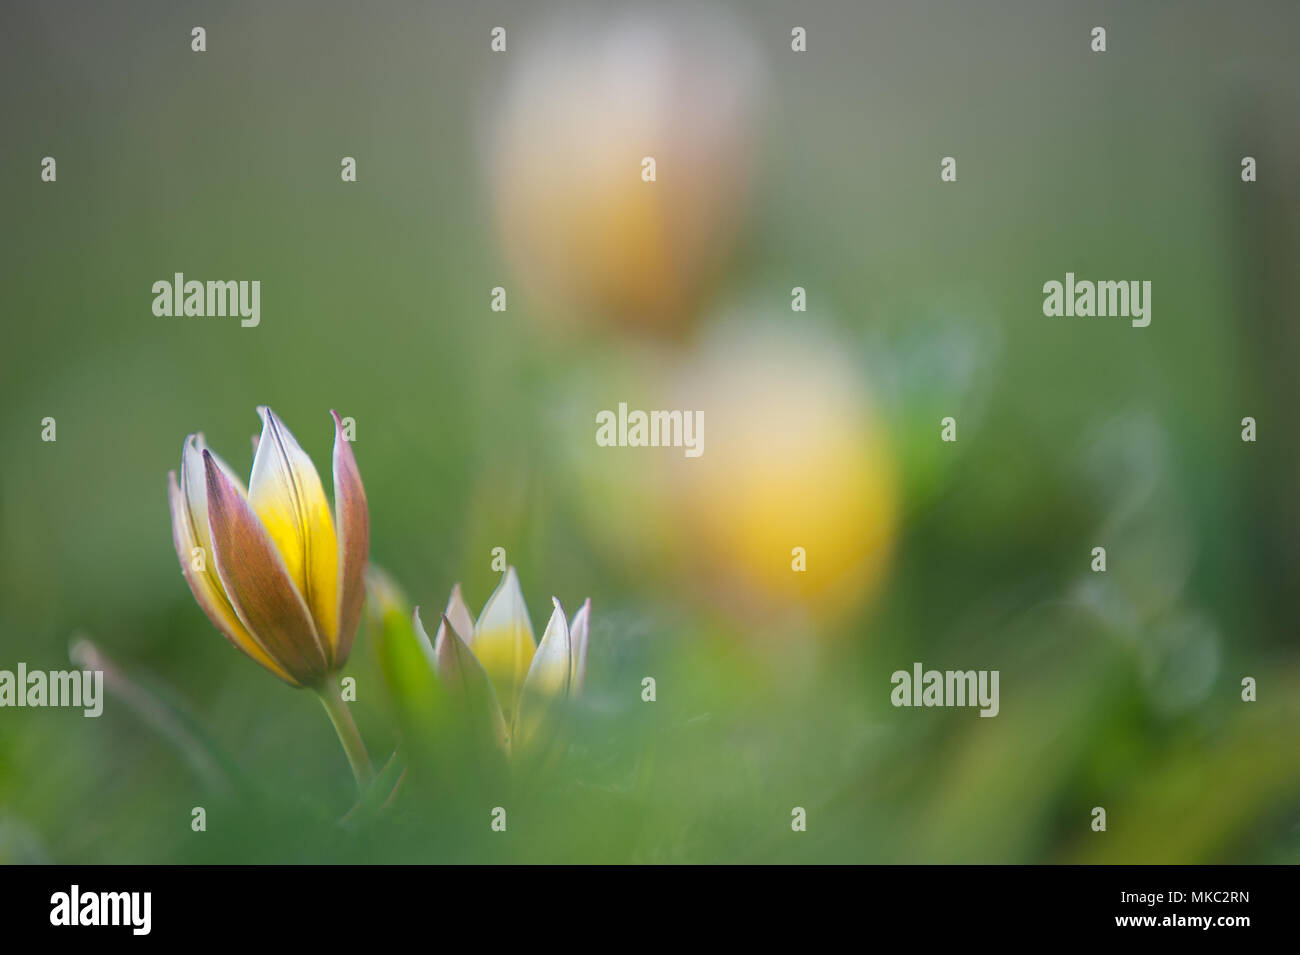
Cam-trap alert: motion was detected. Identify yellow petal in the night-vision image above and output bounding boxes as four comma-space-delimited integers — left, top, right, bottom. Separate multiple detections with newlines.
471, 566, 536, 726
168, 469, 298, 686
247, 407, 341, 659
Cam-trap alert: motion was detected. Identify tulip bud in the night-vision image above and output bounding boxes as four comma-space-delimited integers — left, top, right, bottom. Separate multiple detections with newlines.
167, 407, 369, 687
417, 568, 592, 769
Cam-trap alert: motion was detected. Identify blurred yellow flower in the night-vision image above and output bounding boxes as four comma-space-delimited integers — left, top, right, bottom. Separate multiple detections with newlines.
167, 407, 369, 688
672, 320, 897, 623
412, 567, 590, 762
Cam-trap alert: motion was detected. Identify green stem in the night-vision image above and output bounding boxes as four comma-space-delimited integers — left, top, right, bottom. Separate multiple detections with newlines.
316, 685, 374, 790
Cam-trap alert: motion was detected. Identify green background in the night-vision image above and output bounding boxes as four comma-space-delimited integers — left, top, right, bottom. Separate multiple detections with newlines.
1, 0, 1297, 862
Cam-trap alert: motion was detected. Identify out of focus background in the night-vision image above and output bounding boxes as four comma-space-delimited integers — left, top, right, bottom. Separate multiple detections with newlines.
1, 0, 1297, 863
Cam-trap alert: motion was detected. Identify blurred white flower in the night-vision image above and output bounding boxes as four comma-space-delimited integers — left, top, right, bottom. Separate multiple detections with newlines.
489, 8, 763, 334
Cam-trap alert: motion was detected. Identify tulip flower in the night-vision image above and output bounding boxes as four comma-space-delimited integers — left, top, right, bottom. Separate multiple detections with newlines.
167, 406, 373, 786
490, 10, 762, 335
672, 318, 897, 623
411, 567, 590, 767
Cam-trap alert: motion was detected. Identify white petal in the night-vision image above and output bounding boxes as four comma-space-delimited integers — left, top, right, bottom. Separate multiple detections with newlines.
515, 598, 572, 754
569, 598, 591, 693
522, 597, 572, 702
434, 583, 476, 659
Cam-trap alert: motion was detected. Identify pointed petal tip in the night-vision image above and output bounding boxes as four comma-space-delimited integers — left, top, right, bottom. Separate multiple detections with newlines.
255, 405, 284, 436
437, 610, 471, 646
199, 447, 227, 490
411, 606, 439, 664
442, 583, 475, 649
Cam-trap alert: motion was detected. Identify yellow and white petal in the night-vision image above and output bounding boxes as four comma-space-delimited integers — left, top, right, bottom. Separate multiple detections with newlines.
569, 598, 591, 693
331, 410, 368, 667
415, 607, 509, 754
471, 566, 536, 725
168, 470, 298, 686
205, 450, 330, 687
247, 407, 341, 654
